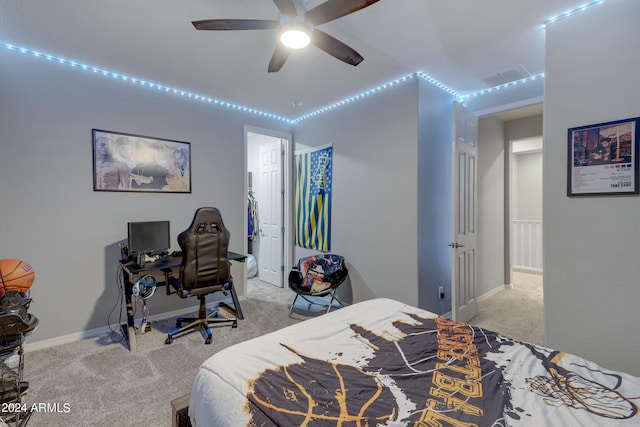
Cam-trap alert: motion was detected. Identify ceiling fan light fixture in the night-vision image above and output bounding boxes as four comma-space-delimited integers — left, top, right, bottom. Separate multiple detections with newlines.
280, 21, 312, 49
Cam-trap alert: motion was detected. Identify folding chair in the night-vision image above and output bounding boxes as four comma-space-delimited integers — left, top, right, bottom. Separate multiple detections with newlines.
288, 254, 348, 316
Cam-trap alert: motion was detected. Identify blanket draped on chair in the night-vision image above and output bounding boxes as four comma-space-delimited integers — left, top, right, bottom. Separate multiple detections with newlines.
297, 254, 343, 293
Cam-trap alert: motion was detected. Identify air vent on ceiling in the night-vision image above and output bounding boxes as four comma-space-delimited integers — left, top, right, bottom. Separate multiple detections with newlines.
482, 64, 531, 87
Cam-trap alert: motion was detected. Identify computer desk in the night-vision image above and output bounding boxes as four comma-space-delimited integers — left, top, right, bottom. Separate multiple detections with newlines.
120, 251, 246, 351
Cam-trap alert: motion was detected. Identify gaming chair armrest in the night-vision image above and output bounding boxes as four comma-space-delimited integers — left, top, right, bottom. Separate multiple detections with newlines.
166, 276, 189, 299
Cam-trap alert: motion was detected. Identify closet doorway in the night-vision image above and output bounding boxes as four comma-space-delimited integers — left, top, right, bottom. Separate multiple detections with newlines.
245, 127, 292, 288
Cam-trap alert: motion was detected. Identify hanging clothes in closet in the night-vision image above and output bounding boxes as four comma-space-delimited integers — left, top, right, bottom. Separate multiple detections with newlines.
248, 190, 259, 244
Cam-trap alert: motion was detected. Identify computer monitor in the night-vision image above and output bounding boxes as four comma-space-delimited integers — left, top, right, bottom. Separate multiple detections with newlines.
127, 220, 171, 255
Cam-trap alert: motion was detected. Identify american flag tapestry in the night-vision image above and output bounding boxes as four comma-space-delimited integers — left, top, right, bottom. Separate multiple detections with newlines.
294, 144, 332, 251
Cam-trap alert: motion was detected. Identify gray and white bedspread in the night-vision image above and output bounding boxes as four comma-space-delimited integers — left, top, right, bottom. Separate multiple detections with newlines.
189, 298, 640, 426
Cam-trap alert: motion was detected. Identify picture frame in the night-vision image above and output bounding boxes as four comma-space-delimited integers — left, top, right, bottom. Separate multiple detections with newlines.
92, 129, 191, 193
567, 117, 639, 197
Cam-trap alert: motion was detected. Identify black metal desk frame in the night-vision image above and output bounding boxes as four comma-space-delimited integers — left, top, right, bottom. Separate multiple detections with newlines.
120, 252, 245, 351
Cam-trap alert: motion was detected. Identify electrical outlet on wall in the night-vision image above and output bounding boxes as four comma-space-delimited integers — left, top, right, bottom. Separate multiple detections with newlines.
438, 286, 445, 299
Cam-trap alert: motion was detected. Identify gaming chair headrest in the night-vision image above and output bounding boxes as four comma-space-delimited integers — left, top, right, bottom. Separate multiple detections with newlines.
180, 207, 228, 241
178, 207, 231, 289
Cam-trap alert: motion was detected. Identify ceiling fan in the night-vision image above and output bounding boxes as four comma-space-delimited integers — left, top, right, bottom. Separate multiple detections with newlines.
192, 0, 380, 72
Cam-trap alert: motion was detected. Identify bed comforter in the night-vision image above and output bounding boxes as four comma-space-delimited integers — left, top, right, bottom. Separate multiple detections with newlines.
189, 298, 640, 426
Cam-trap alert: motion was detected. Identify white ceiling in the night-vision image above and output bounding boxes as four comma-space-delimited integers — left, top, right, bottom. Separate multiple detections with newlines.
0, 0, 601, 119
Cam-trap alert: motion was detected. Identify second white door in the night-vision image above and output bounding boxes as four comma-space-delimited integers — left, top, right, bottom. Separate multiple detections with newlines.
258, 139, 283, 286
451, 101, 478, 323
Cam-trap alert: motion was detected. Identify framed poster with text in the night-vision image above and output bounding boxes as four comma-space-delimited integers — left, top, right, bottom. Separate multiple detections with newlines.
567, 117, 639, 196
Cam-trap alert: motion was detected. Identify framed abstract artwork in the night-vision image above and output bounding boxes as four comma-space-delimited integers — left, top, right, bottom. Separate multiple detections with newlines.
92, 129, 191, 193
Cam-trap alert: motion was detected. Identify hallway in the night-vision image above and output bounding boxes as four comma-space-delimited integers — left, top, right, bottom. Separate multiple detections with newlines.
470, 271, 544, 345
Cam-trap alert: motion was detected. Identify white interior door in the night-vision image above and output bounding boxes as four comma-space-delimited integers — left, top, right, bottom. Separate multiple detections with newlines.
258, 140, 283, 286
451, 102, 478, 323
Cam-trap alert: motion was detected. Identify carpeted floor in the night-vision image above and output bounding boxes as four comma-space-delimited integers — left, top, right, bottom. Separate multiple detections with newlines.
21, 279, 300, 427
18, 273, 544, 426
470, 271, 544, 346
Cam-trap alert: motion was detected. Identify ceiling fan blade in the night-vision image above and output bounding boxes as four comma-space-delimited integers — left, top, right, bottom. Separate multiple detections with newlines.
272, 0, 298, 16
312, 30, 363, 66
306, 0, 380, 26
192, 19, 279, 31
268, 44, 290, 73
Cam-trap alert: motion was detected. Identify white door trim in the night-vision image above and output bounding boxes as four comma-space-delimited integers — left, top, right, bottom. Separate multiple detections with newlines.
244, 126, 293, 290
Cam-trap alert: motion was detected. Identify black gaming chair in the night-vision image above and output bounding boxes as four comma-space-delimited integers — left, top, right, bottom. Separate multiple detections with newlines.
165, 207, 242, 345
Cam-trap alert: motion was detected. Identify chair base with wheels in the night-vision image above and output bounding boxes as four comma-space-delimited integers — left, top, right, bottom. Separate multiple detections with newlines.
165, 280, 241, 345
288, 254, 348, 317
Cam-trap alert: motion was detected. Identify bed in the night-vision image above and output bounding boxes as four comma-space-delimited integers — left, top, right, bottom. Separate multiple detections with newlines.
189, 298, 640, 426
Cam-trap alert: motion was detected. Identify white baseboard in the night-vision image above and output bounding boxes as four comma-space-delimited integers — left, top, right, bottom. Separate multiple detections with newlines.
437, 285, 508, 320
25, 298, 239, 352
513, 266, 543, 274
477, 284, 508, 302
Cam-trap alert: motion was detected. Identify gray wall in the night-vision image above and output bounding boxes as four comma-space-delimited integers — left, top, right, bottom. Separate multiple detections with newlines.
505, 115, 544, 229
0, 43, 500, 347
293, 81, 421, 306
477, 117, 506, 297
0, 48, 291, 345
2, 47, 455, 345
544, 0, 640, 375
417, 81, 455, 314
504, 115, 543, 284
514, 152, 542, 221
476, 115, 543, 296
505, 116, 543, 143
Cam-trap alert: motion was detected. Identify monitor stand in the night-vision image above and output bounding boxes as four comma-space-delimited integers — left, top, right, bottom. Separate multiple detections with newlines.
136, 253, 146, 267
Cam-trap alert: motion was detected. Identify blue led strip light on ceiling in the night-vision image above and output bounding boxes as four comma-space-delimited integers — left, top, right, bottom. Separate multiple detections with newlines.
416, 73, 462, 98
291, 73, 462, 124
293, 73, 420, 123
460, 73, 546, 100
0, 0, 606, 124
543, 0, 605, 27
0, 41, 292, 124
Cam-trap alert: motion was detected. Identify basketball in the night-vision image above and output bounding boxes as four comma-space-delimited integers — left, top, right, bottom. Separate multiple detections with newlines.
0, 259, 35, 295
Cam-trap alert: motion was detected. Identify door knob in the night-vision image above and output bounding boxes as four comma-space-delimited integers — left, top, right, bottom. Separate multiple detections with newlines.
448, 242, 465, 248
